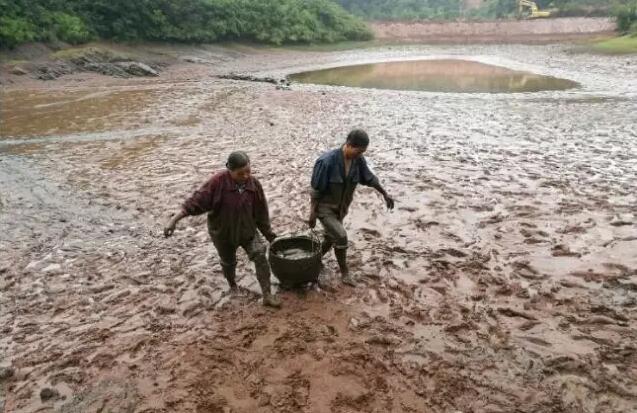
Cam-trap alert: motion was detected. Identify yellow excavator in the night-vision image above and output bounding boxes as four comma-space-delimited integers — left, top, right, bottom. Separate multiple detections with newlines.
518, 0, 552, 18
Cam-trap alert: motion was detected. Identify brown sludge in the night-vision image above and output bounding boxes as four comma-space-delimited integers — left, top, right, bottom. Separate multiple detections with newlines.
1, 42, 636, 413
275, 248, 314, 260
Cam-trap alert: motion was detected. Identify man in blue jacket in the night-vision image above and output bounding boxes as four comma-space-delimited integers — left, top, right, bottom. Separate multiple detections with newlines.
308, 129, 395, 286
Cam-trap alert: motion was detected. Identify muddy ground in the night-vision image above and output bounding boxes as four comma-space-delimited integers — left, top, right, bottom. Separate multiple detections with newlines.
1, 42, 637, 413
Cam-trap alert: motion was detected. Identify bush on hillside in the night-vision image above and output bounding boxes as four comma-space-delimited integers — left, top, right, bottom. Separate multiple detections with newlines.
0, 0, 372, 49
0, 16, 35, 48
614, 1, 637, 33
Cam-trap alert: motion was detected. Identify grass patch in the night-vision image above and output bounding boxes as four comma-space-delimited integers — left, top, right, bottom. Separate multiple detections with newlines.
591, 35, 637, 54
6, 59, 28, 65
51, 45, 131, 62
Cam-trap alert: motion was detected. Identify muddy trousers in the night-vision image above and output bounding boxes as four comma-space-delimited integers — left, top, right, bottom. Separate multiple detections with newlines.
318, 210, 349, 276
211, 234, 272, 295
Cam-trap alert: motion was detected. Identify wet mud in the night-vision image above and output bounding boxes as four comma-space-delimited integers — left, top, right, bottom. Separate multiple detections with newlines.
1, 43, 637, 412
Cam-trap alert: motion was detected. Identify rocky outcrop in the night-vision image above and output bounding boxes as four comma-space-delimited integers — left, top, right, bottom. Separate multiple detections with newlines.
10, 66, 28, 76
35, 63, 74, 80
80, 61, 159, 78
217, 73, 282, 84
115, 62, 159, 77
217, 73, 291, 89
5, 46, 162, 81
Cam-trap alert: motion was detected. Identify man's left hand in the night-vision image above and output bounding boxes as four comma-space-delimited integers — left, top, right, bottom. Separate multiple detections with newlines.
383, 194, 395, 210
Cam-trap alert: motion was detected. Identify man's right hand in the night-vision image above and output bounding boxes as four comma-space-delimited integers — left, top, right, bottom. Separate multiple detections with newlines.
164, 209, 187, 238
308, 213, 317, 229
164, 219, 177, 238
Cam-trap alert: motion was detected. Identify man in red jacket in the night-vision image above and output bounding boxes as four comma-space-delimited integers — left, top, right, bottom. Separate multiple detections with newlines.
164, 151, 281, 308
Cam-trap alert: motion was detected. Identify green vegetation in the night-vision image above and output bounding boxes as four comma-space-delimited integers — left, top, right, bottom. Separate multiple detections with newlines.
0, 0, 372, 49
464, 0, 517, 20
2, 0, 636, 50
613, 1, 637, 33
592, 35, 637, 53
337, 0, 637, 21
336, 0, 464, 20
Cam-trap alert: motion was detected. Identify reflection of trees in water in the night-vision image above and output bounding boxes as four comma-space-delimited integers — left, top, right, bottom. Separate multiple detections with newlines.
292, 59, 578, 93
510, 74, 530, 91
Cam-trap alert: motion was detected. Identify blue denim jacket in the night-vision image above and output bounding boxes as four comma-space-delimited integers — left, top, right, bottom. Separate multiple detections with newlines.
311, 146, 379, 218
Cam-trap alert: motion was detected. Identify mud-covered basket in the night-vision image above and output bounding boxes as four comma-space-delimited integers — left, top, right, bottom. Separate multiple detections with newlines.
269, 234, 321, 288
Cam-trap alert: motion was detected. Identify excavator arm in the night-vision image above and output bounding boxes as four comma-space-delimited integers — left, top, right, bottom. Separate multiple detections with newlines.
518, 0, 552, 18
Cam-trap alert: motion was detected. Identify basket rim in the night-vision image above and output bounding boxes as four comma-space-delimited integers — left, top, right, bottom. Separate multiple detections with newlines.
270, 234, 321, 257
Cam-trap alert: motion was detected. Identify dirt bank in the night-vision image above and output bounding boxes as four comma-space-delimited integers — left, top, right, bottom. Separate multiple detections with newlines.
1, 43, 636, 412
370, 17, 616, 43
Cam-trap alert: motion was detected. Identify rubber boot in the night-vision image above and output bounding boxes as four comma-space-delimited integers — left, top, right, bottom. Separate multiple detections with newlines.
257, 273, 281, 308
222, 265, 239, 293
262, 291, 281, 308
335, 248, 355, 287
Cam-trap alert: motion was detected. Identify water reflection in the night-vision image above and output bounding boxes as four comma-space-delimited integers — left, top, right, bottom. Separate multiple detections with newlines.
290, 59, 579, 93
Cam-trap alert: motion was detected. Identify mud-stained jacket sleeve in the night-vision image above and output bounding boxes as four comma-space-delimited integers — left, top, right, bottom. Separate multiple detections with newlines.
182, 175, 219, 216
311, 158, 329, 200
254, 179, 276, 241
359, 157, 380, 187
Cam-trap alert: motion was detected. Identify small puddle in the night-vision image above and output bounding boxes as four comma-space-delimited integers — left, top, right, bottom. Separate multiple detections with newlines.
290, 59, 579, 93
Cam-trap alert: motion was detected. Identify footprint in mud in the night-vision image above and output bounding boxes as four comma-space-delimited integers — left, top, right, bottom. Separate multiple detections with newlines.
90, 351, 117, 369
519, 335, 552, 347
57, 379, 140, 413
479, 212, 505, 227
551, 244, 581, 257
557, 223, 591, 234
441, 231, 464, 243
469, 202, 495, 212
520, 227, 550, 245
510, 204, 540, 218
602, 262, 634, 276
257, 370, 311, 411
414, 219, 439, 231
609, 214, 634, 227
519, 221, 538, 228
569, 270, 610, 283
497, 307, 537, 321
331, 391, 376, 413
517, 320, 541, 331
438, 248, 468, 258
511, 261, 543, 280
360, 227, 382, 238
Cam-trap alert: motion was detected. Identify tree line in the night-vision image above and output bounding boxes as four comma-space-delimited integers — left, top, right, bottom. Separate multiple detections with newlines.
337, 0, 637, 23
337, 0, 464, 20
1, 0, 635, 49
0, 0, 372, 48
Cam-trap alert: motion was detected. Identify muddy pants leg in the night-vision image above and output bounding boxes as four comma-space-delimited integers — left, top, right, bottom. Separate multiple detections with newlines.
243, 235, 281, 307
319, 212, 353, 284
212, 238, 239, 290
320, 234, 334, 257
